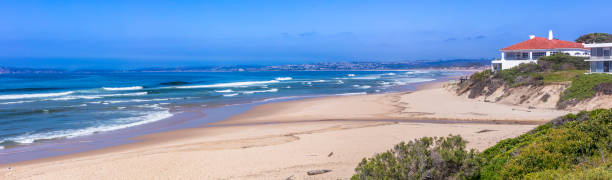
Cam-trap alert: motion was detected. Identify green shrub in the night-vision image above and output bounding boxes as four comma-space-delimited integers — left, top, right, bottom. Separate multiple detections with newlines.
470, 69, 492, 81
493, 63, 543, 86
351, 135, 481, 180
560, 73, 612, 102
541, 70, 585, 84
576, 33, 612, 44
352, 109, 612, 179
539, 54, 588, 71
478, 109, 612, 179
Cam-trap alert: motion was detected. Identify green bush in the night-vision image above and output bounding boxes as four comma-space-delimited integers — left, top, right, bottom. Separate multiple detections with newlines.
478, 109, 612, 179
539, 54, 588, 71
576, 33, 612, 44
560, 73, 612, 102
352, 109, 612, 179
351, 135, 481, 180
541, 70, 585, 84
470, 69, 492, 81
493, 63, 542, 86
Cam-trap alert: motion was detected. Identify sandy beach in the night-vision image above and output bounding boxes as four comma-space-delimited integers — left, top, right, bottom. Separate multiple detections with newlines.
0, 82, 571, 179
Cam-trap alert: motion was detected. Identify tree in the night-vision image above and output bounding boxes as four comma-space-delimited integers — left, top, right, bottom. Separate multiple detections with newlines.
575, 33, 612, 43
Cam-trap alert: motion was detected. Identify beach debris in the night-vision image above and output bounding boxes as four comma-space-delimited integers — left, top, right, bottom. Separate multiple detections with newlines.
285, 175, 294, 180
476, 129, 496, 133
307, 169, 332, 176
511, 108, 531, 112
328, 152, 334, 157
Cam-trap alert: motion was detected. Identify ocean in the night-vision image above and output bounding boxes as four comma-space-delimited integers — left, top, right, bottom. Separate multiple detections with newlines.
0, 70, 462, 149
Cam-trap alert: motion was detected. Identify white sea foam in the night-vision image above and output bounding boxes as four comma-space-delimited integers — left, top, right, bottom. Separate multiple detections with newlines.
0, 100, 38, 105
352, 75, 380, 80
69, 104, 88, 107
347, 74, 355, 77
102, 86, 143, 91
392, 78, 436, 85
0, 91, 73, 100
223, 93, 239, 97
105, 98, 169, 104
383, 73, 396, 76
352, 85, 372, 89
241, 88, 278, 94
215, 89, 234, 93
405, 70, 430, 74
337, 80, 344, 84
0, 110, 172, 144
135, 104, 165, 110
174, 80, 280, 89
275, 77, 293, 81
50, 92, 148, 101
336, 92, 367, 96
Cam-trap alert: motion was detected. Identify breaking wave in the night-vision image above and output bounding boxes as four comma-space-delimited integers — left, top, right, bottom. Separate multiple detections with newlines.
102, 86, 143, 91
0, 110, 172, 145
0, 91, 74, 100
173, 80, 280, 89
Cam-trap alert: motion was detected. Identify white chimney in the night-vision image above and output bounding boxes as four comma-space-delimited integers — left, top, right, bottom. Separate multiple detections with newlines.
548, 30, 553, 40
529, 35, 536, 39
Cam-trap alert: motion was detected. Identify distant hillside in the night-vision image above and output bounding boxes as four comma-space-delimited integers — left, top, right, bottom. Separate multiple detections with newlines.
0, 59, 491, 74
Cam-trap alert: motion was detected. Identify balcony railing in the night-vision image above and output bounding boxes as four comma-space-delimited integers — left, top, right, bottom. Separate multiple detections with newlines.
589, 56, 612, 60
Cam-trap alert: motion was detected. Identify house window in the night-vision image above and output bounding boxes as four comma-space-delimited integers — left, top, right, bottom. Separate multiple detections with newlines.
591, 62, 597, 72
604, 49, 610, 57
593, 48, 604, 57
597, 62, 604, 72
533, 52, 546, 59
522, 53, 529, 59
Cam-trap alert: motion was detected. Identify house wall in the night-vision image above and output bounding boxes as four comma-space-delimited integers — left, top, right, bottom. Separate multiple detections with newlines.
585, 44, 612, 74
498, 60, 537, 70
493, 49, 589, 71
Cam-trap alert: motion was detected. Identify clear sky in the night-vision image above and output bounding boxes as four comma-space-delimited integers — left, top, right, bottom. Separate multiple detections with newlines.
2, 0, 612, 69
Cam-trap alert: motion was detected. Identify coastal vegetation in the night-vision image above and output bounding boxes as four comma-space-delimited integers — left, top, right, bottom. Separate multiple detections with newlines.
351, 135, 481, 180
575, 33, 612, 44
352, 109, 612, 179
558, 74, 612, 108
457, 54, 612, 109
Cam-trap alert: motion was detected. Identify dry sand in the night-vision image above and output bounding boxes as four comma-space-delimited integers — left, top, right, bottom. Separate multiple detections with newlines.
0, 82, 572, 179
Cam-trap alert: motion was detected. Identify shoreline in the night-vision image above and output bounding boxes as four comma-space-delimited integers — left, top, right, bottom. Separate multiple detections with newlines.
0, 71, 464, 164
0, 72, 572, 179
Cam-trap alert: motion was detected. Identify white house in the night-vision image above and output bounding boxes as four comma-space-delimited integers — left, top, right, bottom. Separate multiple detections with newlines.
585, 43, 612, 73
491, 30, 589, 71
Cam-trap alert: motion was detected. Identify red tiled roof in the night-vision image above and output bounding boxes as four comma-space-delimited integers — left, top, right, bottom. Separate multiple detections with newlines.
501, 37, 586, 51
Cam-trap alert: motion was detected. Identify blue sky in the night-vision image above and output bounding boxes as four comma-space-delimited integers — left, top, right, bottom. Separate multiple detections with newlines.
1, 0, 612, 68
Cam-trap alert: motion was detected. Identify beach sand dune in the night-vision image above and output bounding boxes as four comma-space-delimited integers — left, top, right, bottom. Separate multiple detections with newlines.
0, 82, 570, 179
